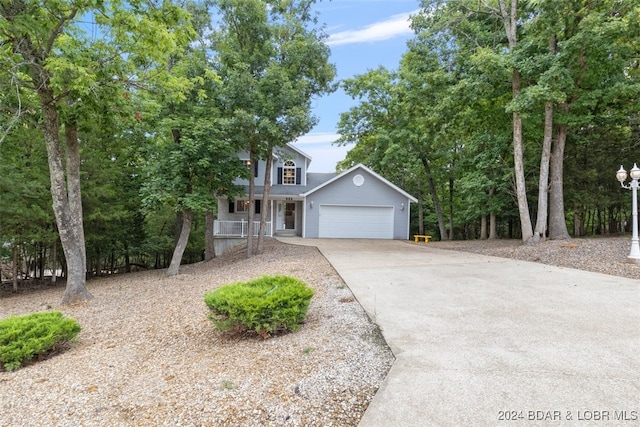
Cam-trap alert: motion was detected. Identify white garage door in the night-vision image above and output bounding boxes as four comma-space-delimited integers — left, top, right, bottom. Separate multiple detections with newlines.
318, 205, 394, 239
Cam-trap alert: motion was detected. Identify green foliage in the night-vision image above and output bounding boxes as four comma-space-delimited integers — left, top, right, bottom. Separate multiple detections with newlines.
0, 126, 55, 245
336, 0, 640, 239
0, 311, 81, 372
204, 275, 314, 337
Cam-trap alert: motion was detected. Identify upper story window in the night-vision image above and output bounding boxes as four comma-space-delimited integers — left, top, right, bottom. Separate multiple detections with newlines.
277, 160, 301, 185
283, 161, 296, 185
241, 159, 258, 177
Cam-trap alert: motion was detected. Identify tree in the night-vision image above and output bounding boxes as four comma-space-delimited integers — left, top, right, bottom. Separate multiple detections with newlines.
0, 125, 55, 288
336, 64, 452, 240
0, 0, 193, 303
140, 65, 247, 276
496, 0, 534, 241
515, 0, 640, 239
211, 0, 335, 256
397, 44, 459, 241
140, 2, 248, 276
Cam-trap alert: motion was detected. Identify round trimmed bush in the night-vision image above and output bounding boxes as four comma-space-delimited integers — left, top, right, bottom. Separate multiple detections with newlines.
204, 275, 314, 338
0, 311, 81, 371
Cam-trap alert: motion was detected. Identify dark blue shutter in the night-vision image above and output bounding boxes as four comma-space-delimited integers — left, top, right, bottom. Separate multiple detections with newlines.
255, 200, 261, 214
277, 167, 283, 184
254, 162, 259, 177
228, 200, 235, 213
296, 168, 301, 185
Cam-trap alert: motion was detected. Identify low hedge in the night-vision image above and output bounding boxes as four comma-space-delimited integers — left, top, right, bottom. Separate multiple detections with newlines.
204, 275, 314, 338
0, 311, 81, 371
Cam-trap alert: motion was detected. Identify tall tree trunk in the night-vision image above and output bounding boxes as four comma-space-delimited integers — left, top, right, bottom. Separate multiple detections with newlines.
124, 242, 131, 273
573, 209, 582, 237
511, 78, 533, 242
531, 36, 558, 243
205, 210, 216, 261
549, 104, 571, 240
257, 150, 273, 254
38, 243, 45, 282
489, 212, 497, 240
51, 239, 57, 284
174, 210, 184, 245
6, 2, 89, 304
167, 208, 192, 276
12, 244, 18, 293
95, 249, 102, 278
480, 215, 488, 240
418, 193, 425, 236
246, 147, 257, 257
531, 102, 554, 242
488, 187, 497, 239
166, 127, 195, 275
448, 177, 454, 240
499, 0, 533, 242
419, 155, 448, 240
57, 115, 91, 305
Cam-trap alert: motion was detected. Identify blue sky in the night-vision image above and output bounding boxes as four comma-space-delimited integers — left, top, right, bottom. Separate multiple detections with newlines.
291, 0, 421, 172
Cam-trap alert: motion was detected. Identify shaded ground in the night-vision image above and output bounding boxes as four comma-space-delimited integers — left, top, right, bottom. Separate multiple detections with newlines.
430, 235, 640, 280
0, 239, 393, 427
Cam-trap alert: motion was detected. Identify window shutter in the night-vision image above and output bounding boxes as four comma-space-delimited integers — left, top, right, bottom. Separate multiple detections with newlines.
254, 162, 259, 177
296, 168, 301, 185
228, 200, 235, 213
255, 200, 261, 214
277, 167, 283, 184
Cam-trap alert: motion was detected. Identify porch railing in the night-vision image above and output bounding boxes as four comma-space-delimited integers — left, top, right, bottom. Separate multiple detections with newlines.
214, 220, 272, 237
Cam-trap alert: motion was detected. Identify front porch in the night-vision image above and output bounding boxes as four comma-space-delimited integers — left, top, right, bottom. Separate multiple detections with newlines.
212, 219, 289, 256
216, 197, 304, 238
214, 220, 273, 237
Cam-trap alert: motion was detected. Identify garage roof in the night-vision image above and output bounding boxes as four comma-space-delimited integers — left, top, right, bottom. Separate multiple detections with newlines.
300, 164, 418, 202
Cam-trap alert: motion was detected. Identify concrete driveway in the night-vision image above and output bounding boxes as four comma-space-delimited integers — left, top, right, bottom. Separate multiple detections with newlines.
284, 238, 640, 426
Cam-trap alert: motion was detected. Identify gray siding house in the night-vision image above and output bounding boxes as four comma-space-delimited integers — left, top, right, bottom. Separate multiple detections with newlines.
215, 144, 417, 241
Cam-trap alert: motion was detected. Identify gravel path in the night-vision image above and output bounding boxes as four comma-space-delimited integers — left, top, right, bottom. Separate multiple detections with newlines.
1, 236, 637, 426
0, 240, 393, 427
430, 235, 640, 280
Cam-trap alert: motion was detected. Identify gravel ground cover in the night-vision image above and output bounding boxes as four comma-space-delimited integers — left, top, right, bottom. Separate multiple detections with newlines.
430, 235, 640, 280
1, 236, 637, 427
0, 239, 393, 427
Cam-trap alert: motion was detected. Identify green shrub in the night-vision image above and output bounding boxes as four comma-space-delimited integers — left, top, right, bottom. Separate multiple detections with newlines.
0, 311, 81, 371
204, 275, 314, 338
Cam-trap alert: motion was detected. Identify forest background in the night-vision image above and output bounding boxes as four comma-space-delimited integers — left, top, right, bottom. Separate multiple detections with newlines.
0, 0, 639, 303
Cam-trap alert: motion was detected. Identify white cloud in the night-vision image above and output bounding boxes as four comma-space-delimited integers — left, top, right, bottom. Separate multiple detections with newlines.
294, 132, 341, 145
292, 133, 349, 172
327, 10, 417, 46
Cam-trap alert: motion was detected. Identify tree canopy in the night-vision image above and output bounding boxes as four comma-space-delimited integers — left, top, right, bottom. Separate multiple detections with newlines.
0, 0, 638, 301
338, 0, 640, 241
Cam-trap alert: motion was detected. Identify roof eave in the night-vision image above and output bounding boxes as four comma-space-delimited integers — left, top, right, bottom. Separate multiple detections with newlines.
301, 163, 418, 202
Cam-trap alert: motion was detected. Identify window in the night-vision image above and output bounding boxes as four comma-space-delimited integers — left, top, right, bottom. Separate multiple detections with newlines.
277, 162, 301, 185
236, 200, 250, 213
283, 160, 296, 185
229, 199, 261, 214
241, 159, 258, 177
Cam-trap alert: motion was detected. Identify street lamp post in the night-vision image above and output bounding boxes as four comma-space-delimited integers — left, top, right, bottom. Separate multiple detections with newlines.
616, 163, 640, 263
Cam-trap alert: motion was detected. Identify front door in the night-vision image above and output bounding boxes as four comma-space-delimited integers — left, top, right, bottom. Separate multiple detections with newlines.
276, 201, 284, 230
284, 202, 296, 230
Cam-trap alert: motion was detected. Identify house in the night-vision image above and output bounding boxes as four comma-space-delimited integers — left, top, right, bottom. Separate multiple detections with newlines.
214, 144, 417, 250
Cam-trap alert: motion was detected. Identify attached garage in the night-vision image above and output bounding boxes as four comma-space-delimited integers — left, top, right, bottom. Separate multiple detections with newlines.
318, 205, 394, 239
301, 164, 417, 239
